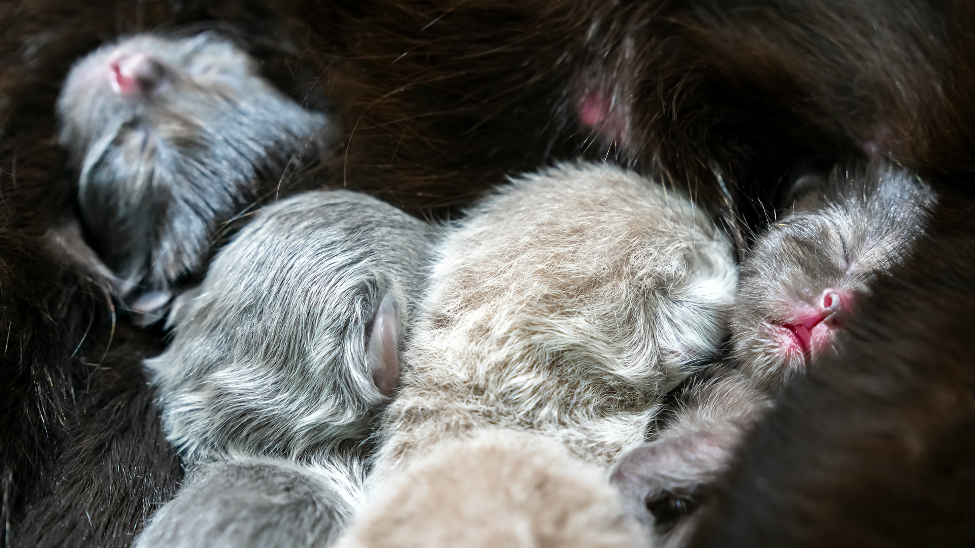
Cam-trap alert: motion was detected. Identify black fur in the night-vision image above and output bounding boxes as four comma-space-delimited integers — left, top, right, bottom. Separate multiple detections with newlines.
14, 326, 183, 547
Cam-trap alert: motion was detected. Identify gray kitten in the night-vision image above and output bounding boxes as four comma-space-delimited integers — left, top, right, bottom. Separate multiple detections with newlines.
610, 162, 936, 543
57, 32, 329, 296
135, 455, 365, 547
732, 162, 936, 391
137, 190, 431, 546
146, 189, 432, 467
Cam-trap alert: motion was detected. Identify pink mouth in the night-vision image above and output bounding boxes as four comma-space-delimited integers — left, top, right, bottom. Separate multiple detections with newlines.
778, 314, 825, 356
773, 290, 850, 359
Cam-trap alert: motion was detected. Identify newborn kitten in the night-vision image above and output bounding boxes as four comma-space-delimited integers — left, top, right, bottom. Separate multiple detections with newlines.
137, 190, 430, 545
374, 161, 737, 476
57, 32, 330, 296
611, 161, 937, 542
732, 162, 936, 391
135, 455, 365, 547
690, 185, 973, 546
145, 189, 431, 466
340, 429, 649, 547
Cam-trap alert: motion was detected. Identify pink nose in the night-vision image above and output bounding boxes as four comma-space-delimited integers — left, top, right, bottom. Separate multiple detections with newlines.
109, 53, 165, 96
820, 288, 849, 327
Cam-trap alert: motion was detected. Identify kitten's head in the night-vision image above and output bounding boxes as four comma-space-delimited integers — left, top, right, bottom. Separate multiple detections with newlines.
731, 163, 935, 390
57, 32, 328, 290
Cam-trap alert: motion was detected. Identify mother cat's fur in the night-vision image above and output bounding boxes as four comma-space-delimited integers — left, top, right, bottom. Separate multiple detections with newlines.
0, 0, 971, 546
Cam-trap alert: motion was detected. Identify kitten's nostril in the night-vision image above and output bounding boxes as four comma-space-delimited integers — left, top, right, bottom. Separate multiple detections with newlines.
109, 53, 165, 96
822, 291, 842, 313
820, 290, 849, 329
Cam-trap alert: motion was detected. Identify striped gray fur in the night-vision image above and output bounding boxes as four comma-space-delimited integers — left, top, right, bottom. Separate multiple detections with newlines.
146, 189, 432, 467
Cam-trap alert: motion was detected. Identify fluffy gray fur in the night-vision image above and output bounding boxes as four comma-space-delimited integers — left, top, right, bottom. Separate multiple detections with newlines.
611, 366, 771, 546
373, 162, 738, 477
145, 190, 432, 466
732, 162, 936, 391
57, 32, 329, 293
134, 455, 365, 547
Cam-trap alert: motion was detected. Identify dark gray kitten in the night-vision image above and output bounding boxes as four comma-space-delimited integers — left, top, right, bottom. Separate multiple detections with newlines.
611, 162, 936, 544
57, 32, 329, 296
732, 162, 935, 391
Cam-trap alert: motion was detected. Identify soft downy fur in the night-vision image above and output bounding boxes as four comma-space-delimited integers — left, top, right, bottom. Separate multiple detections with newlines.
57, 31, 331, 297
732, 162, 937, 391
340, 429, 649, 547
609, 161, 941, 544
146, 190, 432, 466
137, 190, 430, 545
373, 162, 737, 477
691, 186, 974, 546
134, 454, 366, 547
610, 365, 770, 546
0, 0, 971, 545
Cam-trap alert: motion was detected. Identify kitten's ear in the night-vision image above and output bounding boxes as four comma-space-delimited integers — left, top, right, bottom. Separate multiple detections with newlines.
366, 292, 402, 397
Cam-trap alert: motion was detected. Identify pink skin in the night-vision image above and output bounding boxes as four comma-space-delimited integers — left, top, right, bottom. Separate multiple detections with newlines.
578, 89, 629, 144
108, 53, 166, 97
772, 288, 853, 359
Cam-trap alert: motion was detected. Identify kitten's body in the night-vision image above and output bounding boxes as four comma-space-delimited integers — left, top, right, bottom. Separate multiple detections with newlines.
146, 190, 431, 466
373, 162, 737, 478
135, 455, 365, 547
692, 187, 974, 546
342, 429, 649, 547
138, 190, 430, 545
610, 162, 941, 543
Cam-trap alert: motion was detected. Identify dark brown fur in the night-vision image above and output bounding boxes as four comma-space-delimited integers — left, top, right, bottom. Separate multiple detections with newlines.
309, 0, 973, 241
13, 326, 183, 547
691, 189, 975, 546
0, 0, 972, 546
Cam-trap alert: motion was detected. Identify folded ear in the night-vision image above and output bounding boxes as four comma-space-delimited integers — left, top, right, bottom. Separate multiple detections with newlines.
366, 292, 402, 397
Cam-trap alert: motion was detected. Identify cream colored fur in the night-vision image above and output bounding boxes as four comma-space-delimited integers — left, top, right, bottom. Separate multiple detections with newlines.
340, 429, 649, 547
373, 162, 738, 477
